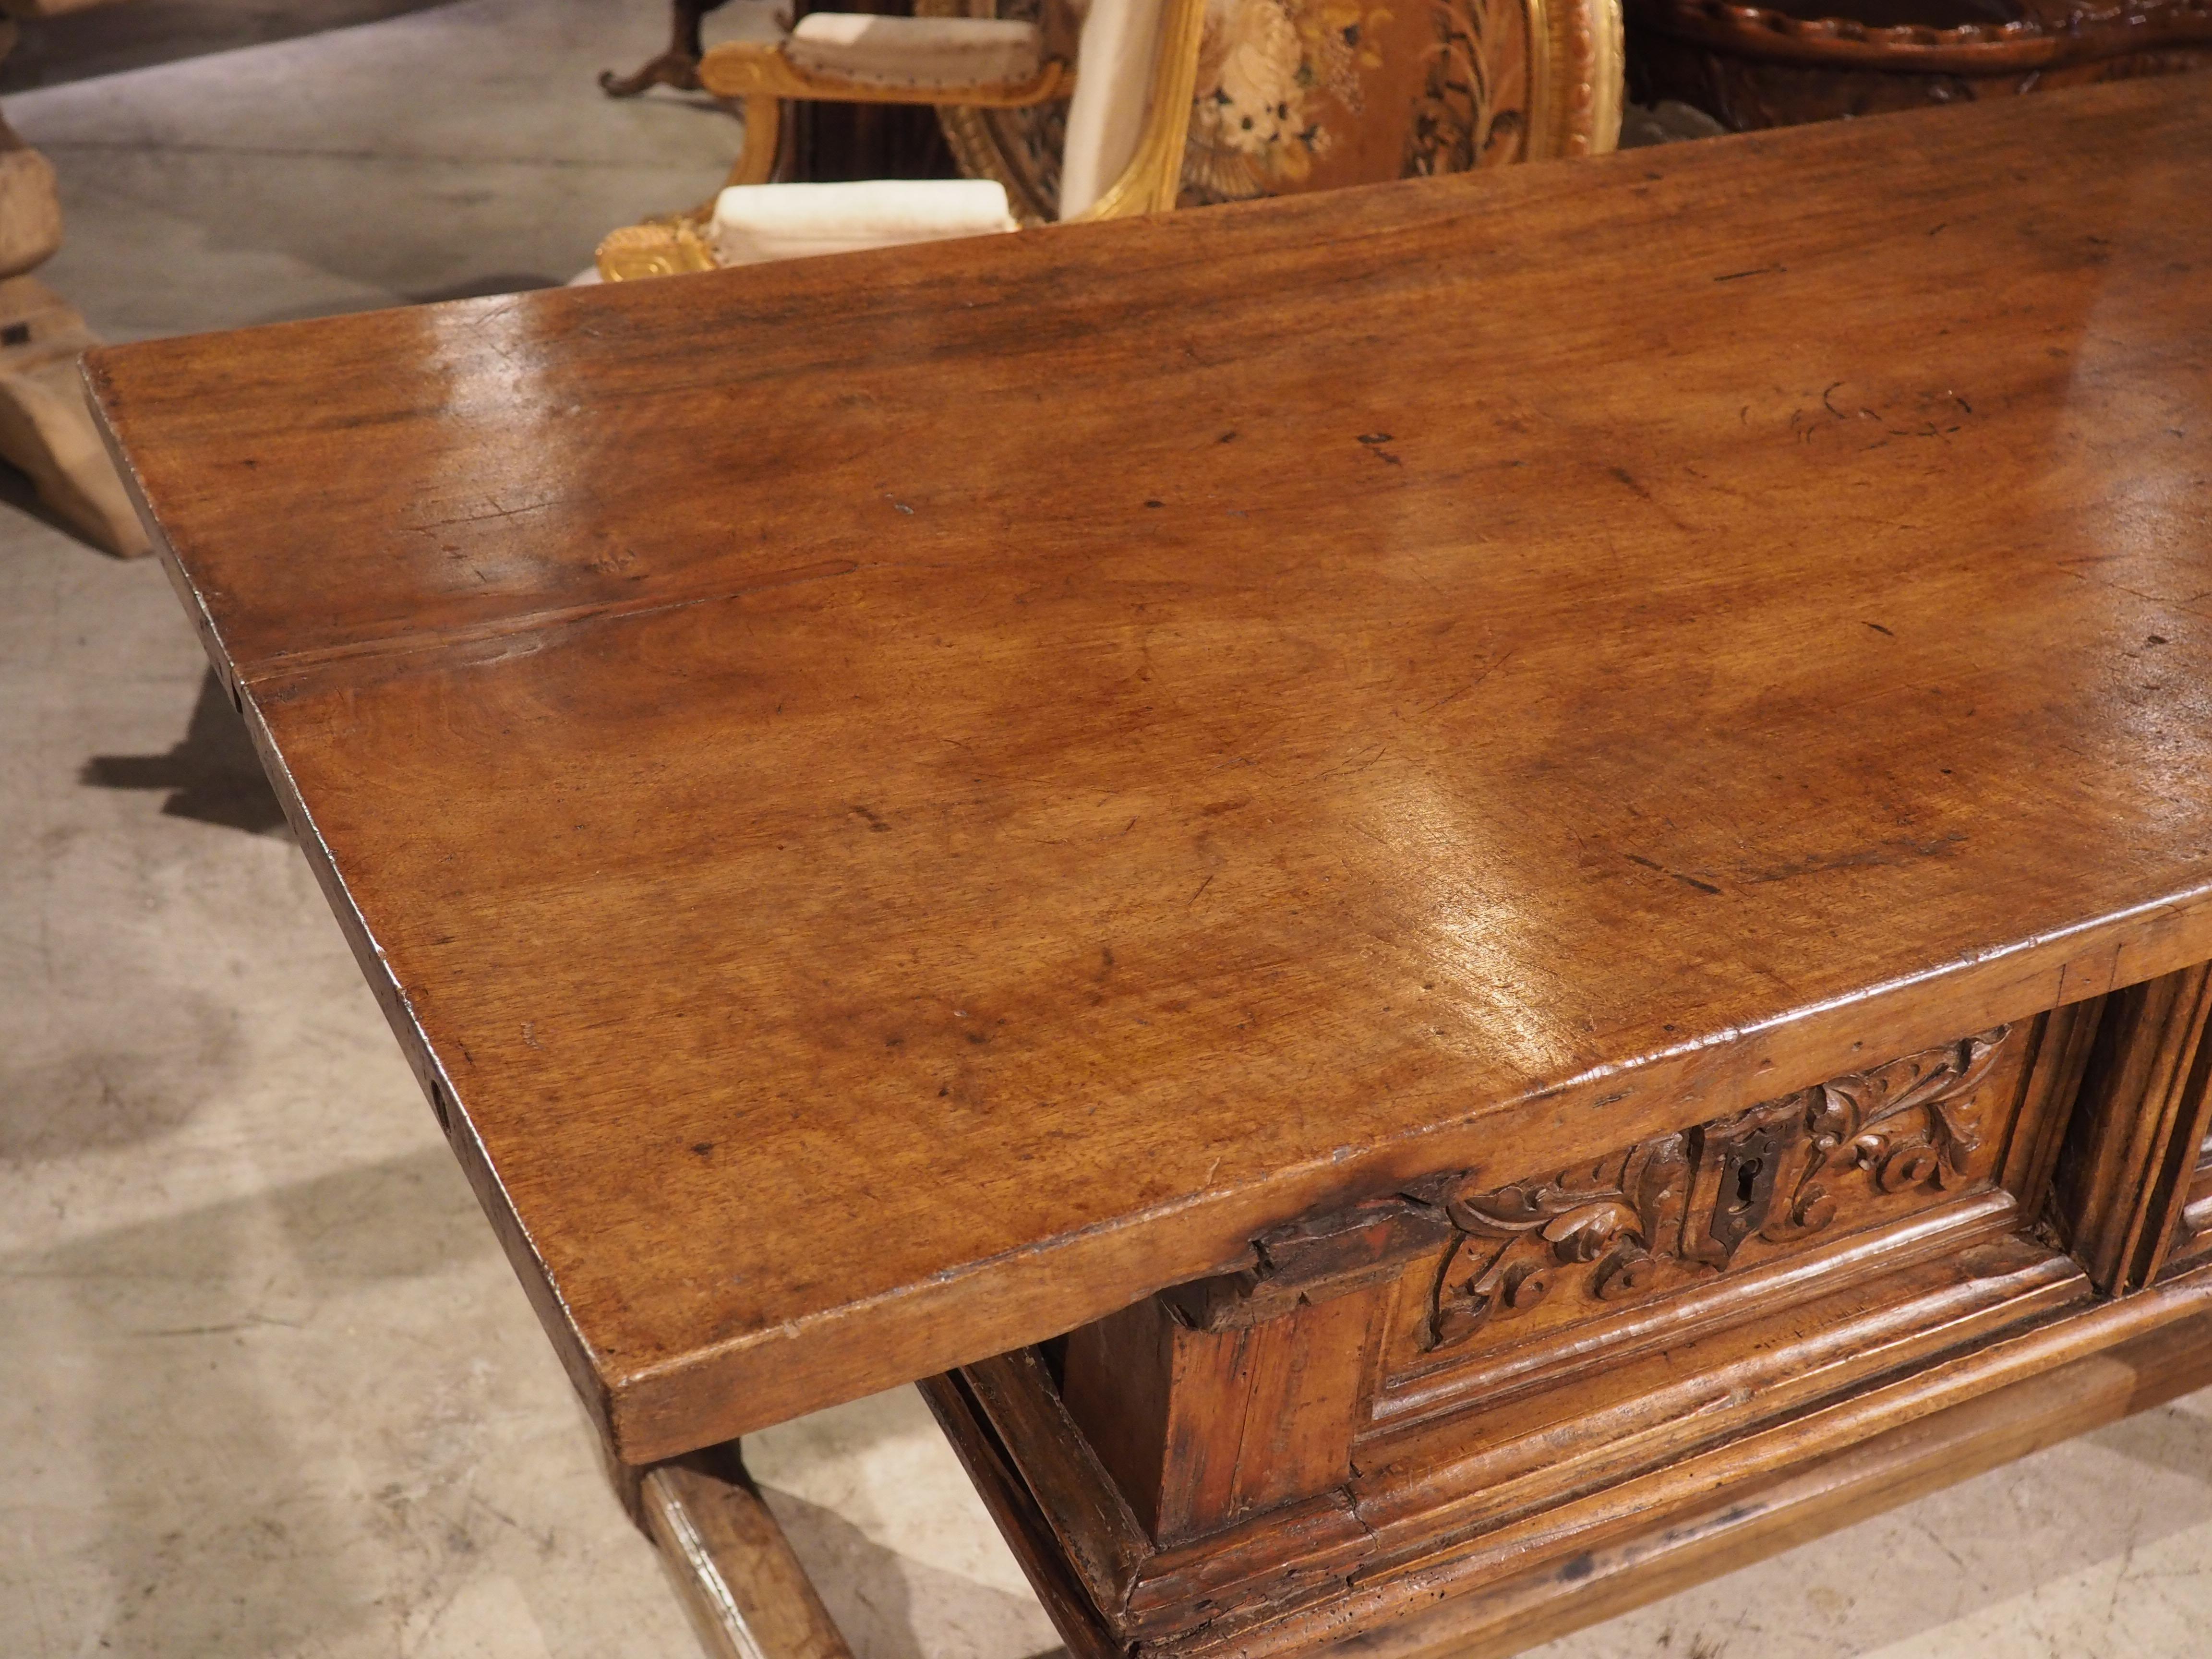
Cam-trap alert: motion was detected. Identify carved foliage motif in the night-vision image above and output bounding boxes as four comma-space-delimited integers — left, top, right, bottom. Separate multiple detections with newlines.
1426, 1027, 2010, 1351
1402, 0, 1521, 177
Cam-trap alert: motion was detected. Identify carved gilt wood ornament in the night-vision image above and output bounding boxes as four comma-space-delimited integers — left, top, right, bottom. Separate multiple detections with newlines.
1426, 1027, 2010, 1350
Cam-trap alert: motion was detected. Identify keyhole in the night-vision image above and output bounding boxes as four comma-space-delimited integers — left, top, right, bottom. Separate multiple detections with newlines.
1733, 1157, 1764, 1208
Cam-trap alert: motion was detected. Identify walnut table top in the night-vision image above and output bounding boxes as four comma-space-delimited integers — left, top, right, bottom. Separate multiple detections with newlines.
88, 76, 2212, 1464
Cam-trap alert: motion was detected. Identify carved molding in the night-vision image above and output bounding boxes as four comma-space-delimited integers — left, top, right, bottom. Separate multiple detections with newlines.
1425, 1027, 2011, 1351
1625, 0, 2212, 74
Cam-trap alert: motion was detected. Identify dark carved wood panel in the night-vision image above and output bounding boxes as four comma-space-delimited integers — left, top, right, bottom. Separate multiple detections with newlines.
1625, 0, 2212, 134
1055, 1013, 2093, 1565
955, 964, 2212, 1658
1424, 1026, 2014, 1353
945, 1229, 2109, 1654
1358, 1021, 2065, 1433
928, 1288, 2212, 1659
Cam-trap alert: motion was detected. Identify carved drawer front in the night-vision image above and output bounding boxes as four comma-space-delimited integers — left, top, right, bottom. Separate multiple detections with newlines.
1370, 1025, 2042, 1428
1016, 1005, 2161, 1653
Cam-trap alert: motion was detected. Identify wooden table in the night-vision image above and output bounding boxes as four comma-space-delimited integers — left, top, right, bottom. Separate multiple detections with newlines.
90, 73, 2212, 1659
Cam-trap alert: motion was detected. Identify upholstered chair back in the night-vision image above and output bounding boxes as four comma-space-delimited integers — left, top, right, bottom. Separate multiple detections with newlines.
1057, 0, 1171, 217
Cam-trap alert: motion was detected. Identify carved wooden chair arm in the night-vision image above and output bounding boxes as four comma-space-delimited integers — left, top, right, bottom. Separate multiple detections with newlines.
697, 15, 1075, 109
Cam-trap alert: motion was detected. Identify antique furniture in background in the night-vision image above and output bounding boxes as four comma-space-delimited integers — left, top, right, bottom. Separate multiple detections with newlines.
930, 0, 1623, 219
90, 75, 2212, 1659
594, 0, 1203, 277
607, 0, 965, 185
0, 4, 145, 557
1627, 0, 2212, 130
602, 0, 743, 96
601, 0, 1623, 250
690, 4, 1075, 192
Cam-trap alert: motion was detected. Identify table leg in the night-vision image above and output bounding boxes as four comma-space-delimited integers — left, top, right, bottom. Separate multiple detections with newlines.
635, 1441, 856, 1659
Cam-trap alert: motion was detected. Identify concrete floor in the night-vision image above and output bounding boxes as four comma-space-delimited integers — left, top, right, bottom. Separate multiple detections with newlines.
5, 4, 2212, 1655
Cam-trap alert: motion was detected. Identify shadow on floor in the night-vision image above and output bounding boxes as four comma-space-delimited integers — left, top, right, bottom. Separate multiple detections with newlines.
0, 979, 242, 1160
0, 0, 460, 92
81, 665, 289, 835
765, 1486, 1068, 1659
2087, 1398, 2212, 1484
3, 1144, 507, 1655
0, 452, 108, 554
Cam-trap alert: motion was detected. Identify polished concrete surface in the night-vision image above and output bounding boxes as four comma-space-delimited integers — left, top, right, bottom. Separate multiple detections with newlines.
5, 4, 2211, 1654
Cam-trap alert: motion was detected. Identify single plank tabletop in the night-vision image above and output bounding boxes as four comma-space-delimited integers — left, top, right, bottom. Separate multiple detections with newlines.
90, 76, 2212, 1464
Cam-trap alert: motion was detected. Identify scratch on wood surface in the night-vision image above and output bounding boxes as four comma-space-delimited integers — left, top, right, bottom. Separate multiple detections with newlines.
412, 497, 556, 532
1425, 650, 1513, 713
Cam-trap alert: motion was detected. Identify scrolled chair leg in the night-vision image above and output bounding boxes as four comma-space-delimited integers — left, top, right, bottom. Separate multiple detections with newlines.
600, 0, 734, 97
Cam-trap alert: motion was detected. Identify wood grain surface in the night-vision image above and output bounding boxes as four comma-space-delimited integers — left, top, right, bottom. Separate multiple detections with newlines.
87, 75, 2212, 1463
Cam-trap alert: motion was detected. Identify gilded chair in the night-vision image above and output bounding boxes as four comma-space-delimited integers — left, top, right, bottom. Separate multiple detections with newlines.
596, 0, 1209, 278
936, 0, 1625, 221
